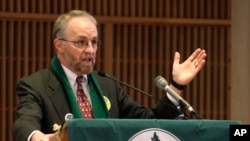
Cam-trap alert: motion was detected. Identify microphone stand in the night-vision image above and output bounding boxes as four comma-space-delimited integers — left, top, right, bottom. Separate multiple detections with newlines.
178, 100, 202, 119
176, 105, 187, 120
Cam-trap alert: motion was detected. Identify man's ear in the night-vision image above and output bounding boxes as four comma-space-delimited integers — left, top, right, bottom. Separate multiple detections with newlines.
54, 39, 64, 53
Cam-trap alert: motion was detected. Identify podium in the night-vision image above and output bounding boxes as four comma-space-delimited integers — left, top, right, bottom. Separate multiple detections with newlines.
53, 119, 241, 141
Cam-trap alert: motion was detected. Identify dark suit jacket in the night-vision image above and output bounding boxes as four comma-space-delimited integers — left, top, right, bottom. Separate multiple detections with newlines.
12, 67, 179, 141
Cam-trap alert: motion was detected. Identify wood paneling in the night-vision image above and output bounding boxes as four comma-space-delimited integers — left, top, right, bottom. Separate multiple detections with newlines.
0, 0, 231, 140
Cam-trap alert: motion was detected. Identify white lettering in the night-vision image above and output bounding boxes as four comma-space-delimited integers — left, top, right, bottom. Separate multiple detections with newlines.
241, 129, 247, 136
234, 129, 241, 136
234, 129, 247, 136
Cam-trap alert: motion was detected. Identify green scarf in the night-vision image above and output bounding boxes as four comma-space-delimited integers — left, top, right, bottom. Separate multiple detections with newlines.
51, 56, 109, 118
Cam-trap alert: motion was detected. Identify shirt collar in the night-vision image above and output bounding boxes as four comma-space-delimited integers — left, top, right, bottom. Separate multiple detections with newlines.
61, 65, 88, 87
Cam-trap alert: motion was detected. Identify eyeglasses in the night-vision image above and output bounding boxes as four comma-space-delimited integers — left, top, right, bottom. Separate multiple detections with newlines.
58, 38, 100, 49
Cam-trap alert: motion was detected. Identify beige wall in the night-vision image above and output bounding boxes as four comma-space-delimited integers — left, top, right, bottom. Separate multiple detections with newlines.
232, 0, 250, 124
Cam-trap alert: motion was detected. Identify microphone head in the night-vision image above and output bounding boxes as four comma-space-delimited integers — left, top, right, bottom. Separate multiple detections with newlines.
154, 75, 168, 90
97, 71, 106, 77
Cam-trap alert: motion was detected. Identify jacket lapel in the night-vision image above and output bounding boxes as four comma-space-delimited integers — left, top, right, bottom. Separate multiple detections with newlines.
47, 70, 72, 122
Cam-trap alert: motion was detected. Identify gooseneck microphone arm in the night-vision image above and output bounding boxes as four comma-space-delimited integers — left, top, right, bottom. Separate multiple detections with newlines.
154, 75, 201, 119
97, 71, 158, 100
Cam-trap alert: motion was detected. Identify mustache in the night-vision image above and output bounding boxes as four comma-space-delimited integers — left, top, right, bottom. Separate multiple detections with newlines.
82, 54, 94, 59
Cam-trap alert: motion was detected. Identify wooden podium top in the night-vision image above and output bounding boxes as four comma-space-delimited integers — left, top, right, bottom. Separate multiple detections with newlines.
50, 123, 68, 141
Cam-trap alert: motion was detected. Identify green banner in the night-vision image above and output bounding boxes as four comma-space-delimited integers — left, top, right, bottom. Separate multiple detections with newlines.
67, 119, 241, 141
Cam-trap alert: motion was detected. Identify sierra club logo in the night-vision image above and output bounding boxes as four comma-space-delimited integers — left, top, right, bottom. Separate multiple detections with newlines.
129, 128, 180, 141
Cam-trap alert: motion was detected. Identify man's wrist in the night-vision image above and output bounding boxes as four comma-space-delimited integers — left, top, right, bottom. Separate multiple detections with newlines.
170, 79, 186, 90
27, 130, 39, 141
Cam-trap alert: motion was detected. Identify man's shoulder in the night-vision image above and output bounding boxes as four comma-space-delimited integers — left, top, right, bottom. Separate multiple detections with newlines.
90, 71, 113, 83
90, 71, 118, 89
18, 67, 54, 82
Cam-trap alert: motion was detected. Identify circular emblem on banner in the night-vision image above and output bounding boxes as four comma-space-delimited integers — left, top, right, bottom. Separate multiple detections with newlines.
129, 128, 180, 141
103, 96, 111, 110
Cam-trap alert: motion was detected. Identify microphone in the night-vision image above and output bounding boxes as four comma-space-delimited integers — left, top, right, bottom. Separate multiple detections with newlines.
97, 71, 158, 100
154, 75, 201, 119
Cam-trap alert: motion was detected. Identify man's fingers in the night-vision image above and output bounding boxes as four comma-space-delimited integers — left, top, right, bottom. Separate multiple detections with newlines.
174, 52, 181, 65
188, 48, 202, 62
190, 49, 206, 68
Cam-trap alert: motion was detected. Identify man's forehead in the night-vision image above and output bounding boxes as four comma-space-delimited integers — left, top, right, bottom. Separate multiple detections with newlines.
68, 18, 96, 30
67, 18, 97, 33
69, 17, 96, 26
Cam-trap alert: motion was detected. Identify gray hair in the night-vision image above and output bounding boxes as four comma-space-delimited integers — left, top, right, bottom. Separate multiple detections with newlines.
52, 10, 97, 39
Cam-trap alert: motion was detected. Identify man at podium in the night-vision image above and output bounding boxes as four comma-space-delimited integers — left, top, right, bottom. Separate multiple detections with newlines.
12, 10, 206, 141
